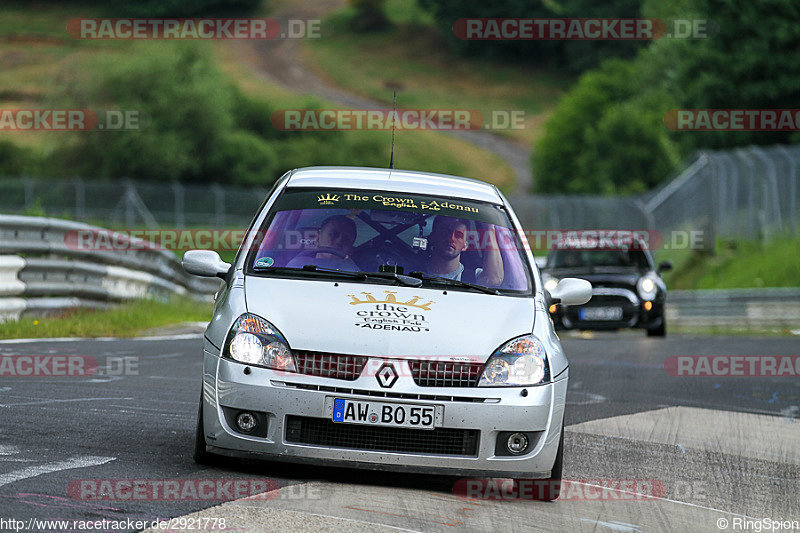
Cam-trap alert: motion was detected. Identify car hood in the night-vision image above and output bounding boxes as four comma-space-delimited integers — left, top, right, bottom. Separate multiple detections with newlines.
544, 267, 641, 287
244, 276, 535, 359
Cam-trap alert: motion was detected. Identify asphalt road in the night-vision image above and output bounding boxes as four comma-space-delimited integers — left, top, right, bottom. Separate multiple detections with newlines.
0, 332, 798, 532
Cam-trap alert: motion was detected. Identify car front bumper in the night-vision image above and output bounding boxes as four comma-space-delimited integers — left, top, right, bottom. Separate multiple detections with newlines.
200, 348, 567, 479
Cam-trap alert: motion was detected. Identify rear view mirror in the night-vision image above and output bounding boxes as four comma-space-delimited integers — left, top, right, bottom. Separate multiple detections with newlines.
182, 250, 231, 279
549, 278, 592, 306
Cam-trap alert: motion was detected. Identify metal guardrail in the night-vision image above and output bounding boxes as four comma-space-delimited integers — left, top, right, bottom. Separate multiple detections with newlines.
666, 288, 800, 328
0, 215, 221, 321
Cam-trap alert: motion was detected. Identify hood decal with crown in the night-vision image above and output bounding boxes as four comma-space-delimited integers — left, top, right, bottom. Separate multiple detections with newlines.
349, 290, 434, 332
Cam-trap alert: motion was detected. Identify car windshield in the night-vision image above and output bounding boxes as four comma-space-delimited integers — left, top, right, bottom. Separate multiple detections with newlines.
547, 249, 650, 269
246, 188, 532, 293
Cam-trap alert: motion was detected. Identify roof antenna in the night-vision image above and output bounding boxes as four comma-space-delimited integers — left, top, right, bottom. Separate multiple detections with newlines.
389, 89, 396, 169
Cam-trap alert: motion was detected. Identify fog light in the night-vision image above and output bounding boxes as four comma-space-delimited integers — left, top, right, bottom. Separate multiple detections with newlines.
548, 304, 557, 314
236, 412, 257, 433
506, 432, 529, 454
644, 300, 653, 311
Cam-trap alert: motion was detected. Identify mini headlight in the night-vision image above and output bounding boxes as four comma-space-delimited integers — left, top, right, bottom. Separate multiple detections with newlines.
225, 314, 296, 372
478, 335, 549, 387
637, 274, 658, 299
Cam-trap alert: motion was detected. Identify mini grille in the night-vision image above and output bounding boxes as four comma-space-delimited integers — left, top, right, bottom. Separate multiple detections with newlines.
409, 360, 484, 387
285, 416, 479, 456
294, 351, 368, 380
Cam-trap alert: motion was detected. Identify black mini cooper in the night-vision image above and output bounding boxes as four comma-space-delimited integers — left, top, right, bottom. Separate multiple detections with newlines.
541, 246, 672, 337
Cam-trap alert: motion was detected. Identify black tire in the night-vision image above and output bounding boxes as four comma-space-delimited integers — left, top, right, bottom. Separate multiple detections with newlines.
193, 393, 219, 466
513, 424, 564, 501
646, 315, 666, 337
540, 426, 564, 501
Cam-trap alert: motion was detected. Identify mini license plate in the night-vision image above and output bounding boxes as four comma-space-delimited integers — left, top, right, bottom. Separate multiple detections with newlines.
580, 306, 623, 321
331, 398, 437, 430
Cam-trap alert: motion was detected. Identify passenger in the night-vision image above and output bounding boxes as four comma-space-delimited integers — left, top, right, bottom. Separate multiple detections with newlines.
426, 216, 503, 286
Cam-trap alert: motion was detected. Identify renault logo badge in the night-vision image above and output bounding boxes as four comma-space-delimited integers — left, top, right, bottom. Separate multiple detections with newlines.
376, 363, 398, 388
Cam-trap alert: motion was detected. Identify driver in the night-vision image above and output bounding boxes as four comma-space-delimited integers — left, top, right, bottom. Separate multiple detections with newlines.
287, 215, 359, 270
426, 216, 503, 286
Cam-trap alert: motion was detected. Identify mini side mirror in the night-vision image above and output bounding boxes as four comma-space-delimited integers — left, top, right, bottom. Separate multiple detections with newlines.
657, 260, 674, 273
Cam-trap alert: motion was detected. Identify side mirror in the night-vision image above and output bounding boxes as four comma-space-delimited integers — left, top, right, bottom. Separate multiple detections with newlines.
182, 250, 231, 279
657, 260, 673, 273
549, 278, 592, 306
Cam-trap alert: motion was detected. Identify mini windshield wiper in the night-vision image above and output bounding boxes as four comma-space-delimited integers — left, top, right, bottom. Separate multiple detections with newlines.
252, 265, 422, 287
407, 272, 501, 295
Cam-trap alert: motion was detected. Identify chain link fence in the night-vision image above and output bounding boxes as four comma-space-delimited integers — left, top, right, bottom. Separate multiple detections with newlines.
643, 144, 800, 245
0, 178, 268, 229
1, 144, 798, 242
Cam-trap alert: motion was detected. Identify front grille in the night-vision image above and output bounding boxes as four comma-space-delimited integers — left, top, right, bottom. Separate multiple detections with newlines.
294, 351, 368, 380
275, 381, 493, 403
285, 416, 480, 456
409, 360, 484, 387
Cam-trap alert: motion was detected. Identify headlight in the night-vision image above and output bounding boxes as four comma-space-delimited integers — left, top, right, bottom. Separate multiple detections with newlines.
478, 335, 549, 387
224, 313, 296, 372
543, 275, 559, 293
636, 274, 658, 299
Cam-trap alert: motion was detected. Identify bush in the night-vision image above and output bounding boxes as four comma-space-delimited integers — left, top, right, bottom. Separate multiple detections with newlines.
54, 41, 387, 185
207, 130, 278, 185
418, 0, 646, 73
0, 140, 31, 176
347, 0, 390, 32
533, 54, 681, 195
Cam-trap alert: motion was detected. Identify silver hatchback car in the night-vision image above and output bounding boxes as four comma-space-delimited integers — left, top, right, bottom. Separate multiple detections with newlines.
183, 167, 591, 500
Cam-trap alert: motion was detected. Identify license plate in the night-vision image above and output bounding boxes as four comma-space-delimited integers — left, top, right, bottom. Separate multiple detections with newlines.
331, 399, 437, 430
580, 306, 623, 321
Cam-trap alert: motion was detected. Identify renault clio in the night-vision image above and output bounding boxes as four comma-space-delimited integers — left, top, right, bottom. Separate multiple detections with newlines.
183, 167, 592, 500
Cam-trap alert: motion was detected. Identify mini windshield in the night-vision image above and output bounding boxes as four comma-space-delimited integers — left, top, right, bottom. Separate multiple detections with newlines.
247, 188, 532, 293
546, 249, 650, 269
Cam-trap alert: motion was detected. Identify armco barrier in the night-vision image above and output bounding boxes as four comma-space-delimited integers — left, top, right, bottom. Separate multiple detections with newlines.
0, 215, 221, 320
666, 288, 800, 328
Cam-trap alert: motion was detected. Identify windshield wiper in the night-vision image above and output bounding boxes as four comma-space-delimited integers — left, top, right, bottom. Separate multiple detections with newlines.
252, 265, 367, 280
252, 265, 422, 287
407, 272, 500, 295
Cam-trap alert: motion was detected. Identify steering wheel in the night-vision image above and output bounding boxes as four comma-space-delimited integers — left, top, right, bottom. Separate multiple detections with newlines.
355, 239, 416, 271
298, 246, 349, 259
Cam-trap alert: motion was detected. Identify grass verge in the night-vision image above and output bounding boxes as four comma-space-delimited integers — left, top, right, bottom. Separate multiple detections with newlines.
0, 297, 212, 339
663, 237, 800, 290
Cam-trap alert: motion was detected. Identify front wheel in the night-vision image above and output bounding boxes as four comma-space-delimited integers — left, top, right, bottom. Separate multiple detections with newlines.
513, 424, 564, 501
646, 315, 666, 337
193, 393, 220, 466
